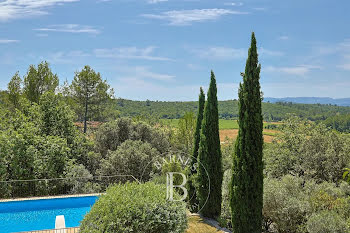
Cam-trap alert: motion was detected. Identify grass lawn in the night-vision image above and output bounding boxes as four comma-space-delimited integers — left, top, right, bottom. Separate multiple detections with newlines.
161, 119, 239, 130
161, 119, 280, 143
186, 215, 227, 233
161, 119, 280, 130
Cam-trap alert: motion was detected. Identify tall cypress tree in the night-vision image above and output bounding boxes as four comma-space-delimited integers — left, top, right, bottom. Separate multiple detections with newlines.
196, 71, 223, 218
188, 87, 205, 212
231, 32, 264, 233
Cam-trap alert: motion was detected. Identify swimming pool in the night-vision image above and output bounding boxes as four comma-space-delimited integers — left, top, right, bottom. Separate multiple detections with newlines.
0, 195, 98, 233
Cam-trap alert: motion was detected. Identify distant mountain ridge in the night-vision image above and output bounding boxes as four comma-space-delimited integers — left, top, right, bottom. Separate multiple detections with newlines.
264, 97, 350, 107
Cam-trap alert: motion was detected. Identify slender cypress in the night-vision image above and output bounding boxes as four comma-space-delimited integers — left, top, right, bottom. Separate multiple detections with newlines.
188, 87, 205, 212
196, 71, 223, 218
231, 32, 264, 233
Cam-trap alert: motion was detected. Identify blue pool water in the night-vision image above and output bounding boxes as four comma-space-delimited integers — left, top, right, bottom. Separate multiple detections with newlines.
0, 195, 98, 233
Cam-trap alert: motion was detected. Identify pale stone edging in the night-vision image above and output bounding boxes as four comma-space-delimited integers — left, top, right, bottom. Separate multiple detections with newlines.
0, 193, 103, 203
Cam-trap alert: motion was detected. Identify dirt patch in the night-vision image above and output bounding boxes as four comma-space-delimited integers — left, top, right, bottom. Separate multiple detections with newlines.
220, 129, 274, 143
220, 129, 239, 142
263, 129, 279, 134
263, 134, 274, 143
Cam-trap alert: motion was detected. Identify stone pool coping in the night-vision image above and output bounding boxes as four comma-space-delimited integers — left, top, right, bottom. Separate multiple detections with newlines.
0, 193, 103, 203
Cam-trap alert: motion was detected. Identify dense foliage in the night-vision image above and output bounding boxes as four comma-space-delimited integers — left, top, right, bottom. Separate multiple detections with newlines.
322, 113, 350, 133
94, 117, 170, 157
263, 175, 350, 233
98, 140, 160, 182
23, 61, 59, 104
115, 98, 350, 121
262, 119, 350, 232
264, 117, 350, 183
231, 32, 264, 233
0, 93, 92, 198
196, 71, 223, 218
80, 182, 188, 233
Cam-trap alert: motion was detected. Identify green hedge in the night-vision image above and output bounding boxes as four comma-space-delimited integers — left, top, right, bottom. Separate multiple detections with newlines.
80, 182, 188, 233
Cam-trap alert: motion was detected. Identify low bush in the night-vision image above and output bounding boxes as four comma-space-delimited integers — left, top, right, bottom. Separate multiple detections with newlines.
263, 175, 309, 233
80, 182, 188, 233
263, 175, 350, 233
306, 211, 348, 233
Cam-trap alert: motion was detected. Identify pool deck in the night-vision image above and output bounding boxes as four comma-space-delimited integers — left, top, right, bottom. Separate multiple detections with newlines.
20, 227, 80, 233
0, 193, 102, 203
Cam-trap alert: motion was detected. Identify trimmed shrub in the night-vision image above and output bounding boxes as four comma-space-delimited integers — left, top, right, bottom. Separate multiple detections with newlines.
80, 182, 188, 233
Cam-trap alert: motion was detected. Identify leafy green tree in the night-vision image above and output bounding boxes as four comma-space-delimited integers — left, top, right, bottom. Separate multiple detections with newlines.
196, 71, 223, 218
95, 118, 169, 157
188, 87, 205, 212
323, 114, 350, 133
267, 117, 350, 183
71, 65, 114, 133
176, 111, 196, 153
98, 140, 160, 182
231, 32, 264, 233
23, 61, 59, 103
39, 92, 77, 143
7, 72, 22, 108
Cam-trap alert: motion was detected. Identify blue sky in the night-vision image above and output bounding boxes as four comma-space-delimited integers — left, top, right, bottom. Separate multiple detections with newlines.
0, 0, 349, 100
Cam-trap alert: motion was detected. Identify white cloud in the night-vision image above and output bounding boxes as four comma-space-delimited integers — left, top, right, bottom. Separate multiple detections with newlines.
46, 50, 90, 64
313, 39, 350, 56
259, 47, 284, 56
0, 0, 79, 21
224, 2, 243, 6
314, 39, 350, 70
0, 39, 19, 43
253, 7, 267, 11
192, 47, 245, 60
118, 66, 175, 81
94, 46, 172, 61
147, 0, 168, 4
142, 8, 248, 25
265, 65, 322, 76
35, 24, 100, 34
278, 36, 289, 40
337, 63, 350, 71
187, 63, 202, 70
191, 46, 282, 60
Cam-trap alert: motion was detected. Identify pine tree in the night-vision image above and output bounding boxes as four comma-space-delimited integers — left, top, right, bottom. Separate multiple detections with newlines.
188, 87, 205, 212
231, 32, 264, 233
71, 65, 114, 133
196, 71, 223, 218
